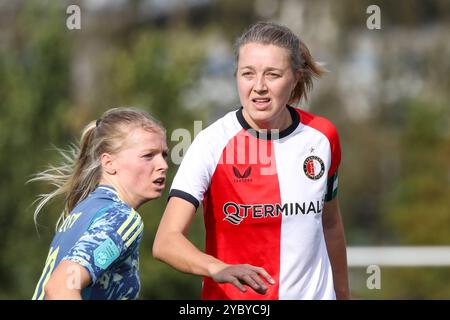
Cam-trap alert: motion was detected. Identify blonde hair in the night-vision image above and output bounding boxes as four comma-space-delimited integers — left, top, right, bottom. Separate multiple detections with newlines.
30, 107, 165, 231
234, 21, 327, 102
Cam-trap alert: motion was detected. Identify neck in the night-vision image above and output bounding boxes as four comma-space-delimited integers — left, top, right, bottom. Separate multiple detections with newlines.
243, 107, 292, 131
98, 178, 140, 210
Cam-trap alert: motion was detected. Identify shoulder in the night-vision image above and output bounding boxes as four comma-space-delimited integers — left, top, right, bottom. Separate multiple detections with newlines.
297, 108, 340, 143
89, 202, 142, 235
195, 108, 242, 144
83, 203, 143, 253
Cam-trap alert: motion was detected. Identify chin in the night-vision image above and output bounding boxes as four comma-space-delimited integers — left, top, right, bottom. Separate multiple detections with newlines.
149, 191, 164, 200
251, 110, 276, 123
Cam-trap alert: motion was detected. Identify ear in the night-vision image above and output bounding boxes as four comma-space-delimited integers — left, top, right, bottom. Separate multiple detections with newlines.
100, 152, 116, 175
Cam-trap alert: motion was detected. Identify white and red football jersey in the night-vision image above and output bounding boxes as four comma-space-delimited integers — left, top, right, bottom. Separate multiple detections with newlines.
170, 105, 341, 300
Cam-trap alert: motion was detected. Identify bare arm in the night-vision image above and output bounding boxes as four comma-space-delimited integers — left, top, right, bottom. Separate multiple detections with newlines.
322, 197, 350, 300
153, 197, 221, 276
44, 260, 91, 300
152, 197, 275, 294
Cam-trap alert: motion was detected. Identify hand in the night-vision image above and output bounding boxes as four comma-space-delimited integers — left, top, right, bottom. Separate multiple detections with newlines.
208, 263, 275, 294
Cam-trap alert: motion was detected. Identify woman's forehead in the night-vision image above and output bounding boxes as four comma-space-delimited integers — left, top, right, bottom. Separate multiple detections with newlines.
122, 127, 166, 148
238, 43, 290, 66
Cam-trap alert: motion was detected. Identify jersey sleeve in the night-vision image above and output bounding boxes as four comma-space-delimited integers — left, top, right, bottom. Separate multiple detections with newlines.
62, 206, 143, 283
324, 122, 341, 202
169, 130, 216, 209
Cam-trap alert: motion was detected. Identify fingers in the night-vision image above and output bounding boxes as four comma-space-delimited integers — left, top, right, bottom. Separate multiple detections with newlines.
241, 273, 267, 294
248, 265, 276, 285
230, 277, 247, 293
218, 264, 275, 295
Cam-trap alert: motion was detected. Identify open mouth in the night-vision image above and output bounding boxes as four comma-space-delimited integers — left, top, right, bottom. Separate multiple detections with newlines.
153, 177, 166, 186
252, 98, 271, 109
252, 98, 271, 103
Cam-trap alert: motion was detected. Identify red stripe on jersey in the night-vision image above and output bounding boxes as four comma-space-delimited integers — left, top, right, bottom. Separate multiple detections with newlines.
297, 109, 341, 177
202, 129, 281, 300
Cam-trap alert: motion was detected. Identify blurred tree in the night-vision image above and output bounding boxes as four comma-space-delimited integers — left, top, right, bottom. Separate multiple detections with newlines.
383, 101, 450, 245
0, 2, 72, 298
350, 100, 450, 299
0, 1, 207, 299
378, 100, 449, 299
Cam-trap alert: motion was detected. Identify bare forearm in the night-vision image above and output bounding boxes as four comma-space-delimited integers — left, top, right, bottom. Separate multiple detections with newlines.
324, 223, 350, 299
153, 231, 225, 277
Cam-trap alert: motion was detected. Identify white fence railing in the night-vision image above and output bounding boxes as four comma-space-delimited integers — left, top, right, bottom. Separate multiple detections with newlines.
347, 246, 450, 267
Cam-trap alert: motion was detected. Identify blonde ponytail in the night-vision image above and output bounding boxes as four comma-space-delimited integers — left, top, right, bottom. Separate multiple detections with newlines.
30, 122, 99, 231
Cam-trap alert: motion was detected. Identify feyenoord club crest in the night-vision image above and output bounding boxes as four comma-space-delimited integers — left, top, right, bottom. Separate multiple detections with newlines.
303, 156, 325, 180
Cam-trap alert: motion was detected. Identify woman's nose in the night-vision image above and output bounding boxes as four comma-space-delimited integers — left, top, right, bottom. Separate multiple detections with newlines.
159, 156, 168, 172
253, 75, 267, 92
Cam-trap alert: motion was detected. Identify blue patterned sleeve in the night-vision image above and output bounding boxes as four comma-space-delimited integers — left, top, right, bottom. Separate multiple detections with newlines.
62, 205, 144, 283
